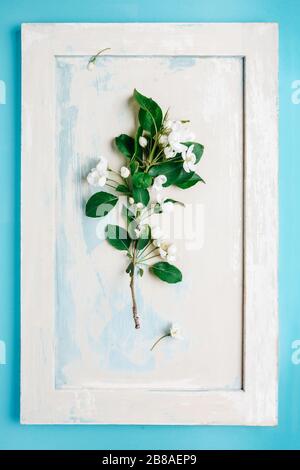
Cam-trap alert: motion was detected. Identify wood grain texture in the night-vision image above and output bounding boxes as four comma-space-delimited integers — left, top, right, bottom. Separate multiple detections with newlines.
21, 23, 278, 425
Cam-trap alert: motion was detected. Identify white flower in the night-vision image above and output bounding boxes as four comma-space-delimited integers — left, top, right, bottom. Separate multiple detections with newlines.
164, 146, 176, 159
87, 60, 95, 71
168, 120, 195, 141
136, 202, 144, 210
139, 136, 148, 148
168, 133, 187, 154
170, 323, 183, 340
159, 134, 168, 146
165, 119, 173, 130
129, 197, 135, 205
162, 120, 195, 157
87, 168, 104, 187
87, 156, 108, 187
120, 166, 130, 178
96, 156, 108, 173
153, 174, 167, 191
182, 145, 197, 173
159, 241, 177, 263
150, 323, 183, 351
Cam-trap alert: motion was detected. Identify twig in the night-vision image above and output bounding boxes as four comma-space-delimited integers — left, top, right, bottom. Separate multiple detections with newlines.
130, 268, 140, 329
130, 242, 140, 329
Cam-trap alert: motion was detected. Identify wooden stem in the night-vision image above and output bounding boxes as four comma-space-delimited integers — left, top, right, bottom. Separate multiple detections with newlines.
130, 271, 140, 329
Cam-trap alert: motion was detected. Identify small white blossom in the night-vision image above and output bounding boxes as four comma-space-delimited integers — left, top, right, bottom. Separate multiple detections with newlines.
182, 145, 197, 173
165, 119, 173, 130
159, 241, 177, 263
164, 146, 176, 159
153, 175, 167, 191
136, 202, 144, 210
87, 156, 108, 187
151, 226, 166, 248
96, 156, 108, 173
139, 136, 148, 148
159, 134, 168, 146
120, 166, 130, 178
150, 322, 183, 350
162, 120, 195, 157
170, 323, 183, 340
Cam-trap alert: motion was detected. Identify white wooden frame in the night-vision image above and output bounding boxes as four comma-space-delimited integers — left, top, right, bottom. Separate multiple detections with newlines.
21, 23, 278, 425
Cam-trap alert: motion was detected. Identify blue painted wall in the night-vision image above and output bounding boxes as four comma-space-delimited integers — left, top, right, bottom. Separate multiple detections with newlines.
0, 0, 299, 450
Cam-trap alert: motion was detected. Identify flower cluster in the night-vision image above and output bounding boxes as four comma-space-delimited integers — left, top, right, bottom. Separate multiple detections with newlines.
87, 156, 108, 187
85, 89, 205, 330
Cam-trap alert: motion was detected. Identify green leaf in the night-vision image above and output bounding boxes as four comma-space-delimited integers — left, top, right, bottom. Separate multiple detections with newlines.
174, 167, 194, 186
105, 224, 131, 251
176, 173, 205, 189
85, 192, 118, 218
132, 172, 153, 189
134, 126, 143, 160
148, 162, 182, 187
137, 267, 144, 277
138, 109, 159, 136
134, 89, 163, 136
130, 160, 139, 175
136, 224, 151, 250
116, 184, 130, 194
164, 198, 185, 207
132, 187, 150, 206
150, 262, 182, 284
183, 142, 204, 163
115, 134, 135, 159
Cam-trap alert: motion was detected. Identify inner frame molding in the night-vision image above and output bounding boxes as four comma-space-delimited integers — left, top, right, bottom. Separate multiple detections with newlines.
21, 23, 278, 425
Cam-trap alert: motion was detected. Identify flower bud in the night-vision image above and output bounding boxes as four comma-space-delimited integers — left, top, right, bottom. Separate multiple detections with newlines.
120, 166, 130, 178
139, 136, 148, 148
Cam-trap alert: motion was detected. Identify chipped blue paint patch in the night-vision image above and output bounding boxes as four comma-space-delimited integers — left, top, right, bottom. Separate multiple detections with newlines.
0, 340, 6, 364
167, 56, 196, 72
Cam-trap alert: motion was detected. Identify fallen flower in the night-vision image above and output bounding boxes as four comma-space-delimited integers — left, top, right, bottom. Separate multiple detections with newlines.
150, 323, 183, 351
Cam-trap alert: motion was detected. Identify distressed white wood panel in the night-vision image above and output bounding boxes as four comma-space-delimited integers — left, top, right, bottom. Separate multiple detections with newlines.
21, 23, 278, 425
55, 55, 243, 390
